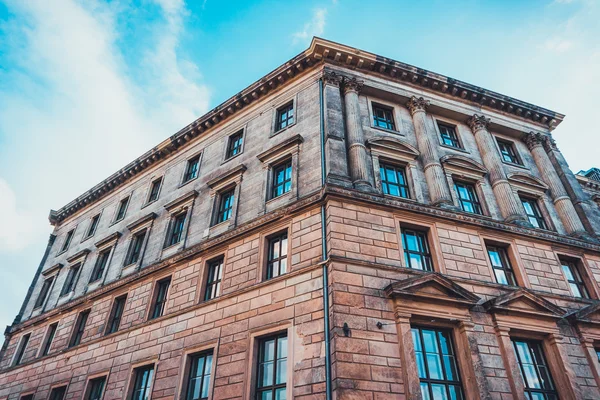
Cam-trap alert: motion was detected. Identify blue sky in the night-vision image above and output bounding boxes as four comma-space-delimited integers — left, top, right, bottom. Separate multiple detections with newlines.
0, 0, 599, 330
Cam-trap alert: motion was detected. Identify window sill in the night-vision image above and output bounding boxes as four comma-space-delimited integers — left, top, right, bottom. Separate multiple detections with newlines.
371, 125, 404, 136
141, 199, 159, 210
502, 161, 528, 170
222, 152, 243, 165
80, 235, 94, 244
109, 217, 125, 228
209, 219, 230, 230
178, 176, 198, 190
162, 241, 183, 252
439, 144, 469, 154
270, 123, 296, 138
266, 190, 292, 205
56, 249, 68, 256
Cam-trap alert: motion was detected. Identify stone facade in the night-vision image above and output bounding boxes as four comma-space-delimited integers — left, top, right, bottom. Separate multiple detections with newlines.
2, 38, 600, 400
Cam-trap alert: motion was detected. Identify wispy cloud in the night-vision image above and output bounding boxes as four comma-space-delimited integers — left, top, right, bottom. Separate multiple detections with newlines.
0, 179, 34, 252
543, 38, 573, 52
293, 8, 327, 44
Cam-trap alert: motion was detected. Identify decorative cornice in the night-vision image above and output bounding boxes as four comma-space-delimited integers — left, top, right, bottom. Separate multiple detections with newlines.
257, 135, 304, 163
405, 96, 430, 115
543, 134, 558, 152
42, 263, 63, 276
483, 288, 566, 319
207, 165, 247, 189
66, 249, 91, 263
466, 114, 490, 132
322, 69, 343, 87
127, 212, 157, 231
523, 131, 546, 150
163, 191, 199, 212
341, 76, 363, 94
94, 232, 122, 249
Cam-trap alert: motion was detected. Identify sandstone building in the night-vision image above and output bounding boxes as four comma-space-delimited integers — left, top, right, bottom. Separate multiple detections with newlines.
2, 37, 600, 400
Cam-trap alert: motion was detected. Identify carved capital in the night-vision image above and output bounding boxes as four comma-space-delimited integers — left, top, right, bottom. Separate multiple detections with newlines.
523, 131, 545, 150
543, 134, 558, 152
323, 70, 343, 87
342, 77, 363, 94
466, 114, 490, 132
405, 96, 430, 115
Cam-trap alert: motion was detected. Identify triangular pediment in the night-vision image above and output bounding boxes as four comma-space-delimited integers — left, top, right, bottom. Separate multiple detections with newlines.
440, 155, 488, 177
385, 273, 480, 307
567, 303, 600, 325
366, 137, 420, 161
484, 289, 565, 319
507, 173, 548, 193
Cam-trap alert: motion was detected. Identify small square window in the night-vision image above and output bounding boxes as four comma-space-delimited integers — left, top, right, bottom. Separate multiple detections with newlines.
86, 215, 101, 238
106, 295, 127, 335
183, 156, 200, 183
380, 163, 410, 198
34, 276, 54, 309
90, 249, 111, 283
216, 190, 234, 224
61, 229, 75, 252
204, 258, 223, 301
86, 376, 106, 400
70, 309, 90, 347
166, 213, 186, 248
125, 229, 147, 266
486, 245, 517, 286
115, 197, 129, 222
561, 259, 589, 299
130, 365, 154, 400
438, 123, 461, 148
266, 232, 288, 280
275, 102, 294, 131
401, 228, 433, 271
226, 131, 244, 159
271, 160, 292, 199
150, 277, 171, 320
184, 351, 213, 400
60, 263, 81, 296
148, 178, 162, 203
497, 139, 521, 165
520, 197, 547, 230
372, 104, 396, 131
455, 182, 483, 214
48, 386, 67, 400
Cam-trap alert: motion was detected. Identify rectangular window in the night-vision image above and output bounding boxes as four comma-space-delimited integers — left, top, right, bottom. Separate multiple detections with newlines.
49, 386, 67, 400
256, 332, 287, 400
455, 182, 482, 214
61, 229, 75, 252
561, 260, 589, 299
183, 156, 200, 183
13, 333, 30, 366
115, 197, 129, 221
185, 351, 213, 400
438, 123, 461, 148
486, 246, 517, 286
34, 276, 54, 309
21, 395, 33, 400
41, 322, 58, 357
86, 215, 101, 238
61, 263, 81, 296
131, 365, 154, 400
150, 277, 171, 320
148, 178, 162, 203
70, 309, 90, 347
497, 139, 521, 165
126, 229, 147, 266
512, 339, 557, 399
86, 377, 106, 400
167, 213, 186, 247
412, 326, 464, 400
271, 160, 292, 199
401, 228, 433, 271
521, 197, 548, 230
90, 249, 111, 283
266, 233, 288, 280
216, 190, 234, 224
275, 102, 294, 131
204, 259, 223, 301
226, 131, 244, 159
372, 104, 396, 130
106, 295, 127, 335
380, 164, 410, 198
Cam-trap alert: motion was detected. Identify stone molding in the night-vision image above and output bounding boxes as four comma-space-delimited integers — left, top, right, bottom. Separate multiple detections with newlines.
65, 249, 91, 264
42, 263, 63, 277
322, 69, 343, 87
126, 212, 157, 231
341, 76, 363, 94
256, 134, 304, 163
466, 114, 491, 132
94, 232, 122, 249
483, 288, 566, 319
405, 96, 430, 115
207, 165, 247, 190
523, 131, 546, 150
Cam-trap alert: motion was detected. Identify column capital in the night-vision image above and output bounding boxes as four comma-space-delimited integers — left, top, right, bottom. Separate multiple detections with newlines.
342, 77, 364, 94
406, 96, 430, 115
323, 70, 343, 87
523, 131, 545, 150
543, 134, 558, 152
467, 114, 490, 132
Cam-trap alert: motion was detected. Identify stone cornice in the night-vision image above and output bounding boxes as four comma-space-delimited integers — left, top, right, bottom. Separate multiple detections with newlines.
257, 135, 304, 163
126, 212, 157, 231
94, 232, 122, 249
207, 165, 247, 189
42, 263, 63, 277
66, 249, 90, 263
163, 190, 199, 212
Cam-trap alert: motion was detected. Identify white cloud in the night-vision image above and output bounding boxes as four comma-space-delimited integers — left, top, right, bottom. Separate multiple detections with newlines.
0, 180, 35, 252
293, 8, 327, 44
543, 38, 573, 52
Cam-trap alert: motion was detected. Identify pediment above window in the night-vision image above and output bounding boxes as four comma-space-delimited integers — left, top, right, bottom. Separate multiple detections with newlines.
483, 289, 565, 320
566, 303, 600, 326
366, 137, 420, 162
164, 190, 199, 213
507, 172, 548, 194
95, 232, 122, 249
42, 263, 63, 276
257, 135, 303, 164
127, 212, 157, 232
207, 165, 247, 192
66, 249, 91, 264
441, 155, 488, 179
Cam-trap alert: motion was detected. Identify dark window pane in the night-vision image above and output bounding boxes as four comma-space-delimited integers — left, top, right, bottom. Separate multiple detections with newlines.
486, 246, 517, 286
70, 310, 90, 347
512, 339, 557, 399
41, 322, 58, 357
216, 190, 234, 224
13, 333, 30, 366
167, 214, 187, 247
116, 197, 129, 221
151, 278, 171, 319
497, 139, 521, 165
520, 198, 547, 230
106, 295, 127, 334
256, 333, 287, 400
49, 386, 67, 400
87, 215, 100, 238
131, 365, 154, 400
61, 263, 81, 296
438, 123, 461, 148
401, 229, 433, 271
35, 277, 54, 308
126, 230, 147, 265
148, 178, 162, 202
561, 260, 589, 299
184, 156, 200, 183
204, 259, 223, 301
90, 249, 111, 282
372, 105, 396, 130
226, 131, 244, 159
266, 233, 288, 280
271, 161, 292, 199
61, 230, 75, 252
380, 164, 410, 198
275, 103, 294, 131
455, 182, 482, 215
186, 351, 213, 400
87, 377, 106, 400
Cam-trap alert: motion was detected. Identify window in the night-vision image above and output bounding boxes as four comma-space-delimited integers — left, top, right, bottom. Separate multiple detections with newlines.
86, 377, 106, 400
34, 276, 54, 309
412, 327, 464, 400
512, 339, 558, 400
226, 131, 244, 159
216, 190, 234, 224
521, 197, 547, 230
126, 229, 147, 265
561, 260, 589, 299
13, 333, 30, 366
70, 309, 90, 347
487, 246, 517, 286
90, 249, 111, 283
185, 351, 213, 400
380, 164, 410, 198
148, 178, 162, 203
166, 213, 186, 247
21, 395, 33, 400
49, 386, 67, 400
401, 228, 433, 271
271, 160, 292, 199
86, 215, 101, 238
183, 156, 200, 183
115, 197, 129, 221
455, 182, 482, 214
61, 229, 75, 252
150, 277, 171, 320
275, 102, 294, 131
61, 263, 81, 296
106, 295, 127, 334
497, 139, 521, 165
372, 104, 395, 130
438, 123, 461, 148
266, 233, 288, 280
256, 333, 287, 400
41, 322, 58, 357
596, 348, 600, 363
131, 365, 154, 400
204, 259, 223, 301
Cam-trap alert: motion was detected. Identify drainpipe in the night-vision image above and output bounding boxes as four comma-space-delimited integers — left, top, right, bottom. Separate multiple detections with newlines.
319, 77, 333, 400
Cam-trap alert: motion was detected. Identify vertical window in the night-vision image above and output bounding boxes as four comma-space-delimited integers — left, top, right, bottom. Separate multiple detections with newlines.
150, 277, 171, 320
106, 295, 127, 335
126, 229, 147, 265
412, 327, 464, 400
521, 197, 548, 230
271, 160, 292, 199
34, 276, 54, 308
380, 164, 410, 198
20, 395, 33, 400
131, 365, 154, 400
372, 104, 396, 130
266, 233, 288, 280
438, 123, 461, 148
256, 333, 287, 400
512, 339, 557, 400
13, 333, 30, 366
596, 348, 600, 363
86, 377, 106, 400
497, 139, 521, 165
486, 246, 517, 286
70, 309, 90, 347
167, 213, 186, 247
185, 351, 213, 400
49, 386, 67, 400
561, 260, 589, 299
204, 259, 223, 301
90, 249, 111, 283
41, 322, 58, 357
61, 263, 81, 296
216, 190, 234, 224
275, 102, 294, 131
87, 215, 101, 238
116, 197, 130, 221
401, 228, 433, 271
226, 131, 244, 159
183, 156, 200, 183
61, 229, 75, 252
455, 182, 482, 214
148, 178, 162, 203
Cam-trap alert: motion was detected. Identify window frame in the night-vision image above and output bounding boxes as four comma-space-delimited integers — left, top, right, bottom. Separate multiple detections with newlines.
270, 159, 293, 200
128, 364, 155, 400
125, 229, 147, 266
486, 245, 518, 286
511, 338, 558, 400
146, 177, 163, 204
114, 196, 130, 223
560, 258, 590, 299
254, 332, 288, 400
60, 263, 81, 296
496, 138, 522, 165
401, 228, 434, 272
48, 386, 68, 400
520, 196, 548, 230
183, 350, 214, 400
182, 155, 201, 184
90, 248, 111, 283
149, 276, 171, 320
85, 214, 101, 239
454, 181, 483, 215
225, 130, 245, 160
59, 229, 75, 254
34, 276, 55, 309
265, 231, 289, 280
105, 294, 127, 335
371, 102, 396, 131
165, 212, 187, 248
274, 101, 295, 133
84, 375, 107, 400
13, 332, 31, 366
40, 322, 59, 357
69, 309, 91, 348
379, 162, 411, 199
214, 189, 235, 226
203, 258, 223, 302
437, 122, 462, 149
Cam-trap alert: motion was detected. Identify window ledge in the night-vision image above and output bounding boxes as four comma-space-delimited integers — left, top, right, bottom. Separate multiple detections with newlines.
141, 199, 159, 210
162, 241, 183, 252
222, 152, 243, 165
439, 144, 469, 154
266, 190, 292, 205
502, 161, 528, 170
178, 176, 199, 190
56, 249, 68, 256
109, 217, 125, 228
371, 125, 404, 136
271, 122, 296, 138
209, 219, 230, 230
80, 235, 94, 244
